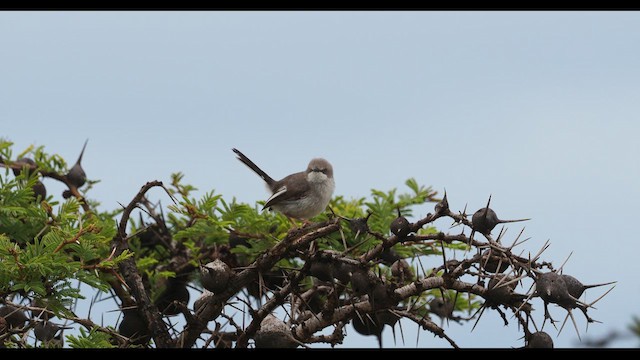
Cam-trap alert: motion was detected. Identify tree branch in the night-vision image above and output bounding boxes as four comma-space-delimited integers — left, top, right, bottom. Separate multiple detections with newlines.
0, 161, 92, 213
179, 217, 342, 348
111, 180, 174, 348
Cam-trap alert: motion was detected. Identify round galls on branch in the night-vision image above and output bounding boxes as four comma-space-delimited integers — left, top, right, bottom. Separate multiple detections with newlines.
352, 313, 383, 336
351, 312, 384, 348
253, 314, 298, 348
391, 259, 413, 284
526, 331, 554, 348
137, 224, 167, 249
434, 191, 449, 215
118, 309, 152, 346
308, 257, 335, 283
471, 207, 501, 235
66, 139, 89, 188
33, 321, 67, 342
429, 297, 455, 320
10, 157, 46, 201
390, 208, 411, 240
334, 261, 356, 285
481, 249, 510, 273
200, 259, 234, 294
348, 212, 372, 239
562, 274, 587, 299
534, 271, 574, 308
193, 290, 215, 317
246, 269, 288, 299
471, 205, 529, 236
154, 276, 190, 316
12, 157, 35, 176
228, 231, 251, 249
350, 268, 379, 297
380, 248, 401, 264
369, 283, 397, 310
375, 309, 400, 328
0, 316, 7, 336
0, 305, 29, 329
31, 298, 53, 321
485, 274, 517, 305
32, 180, 47, 201
560, 274, 615, 300
308, 257, 355, 284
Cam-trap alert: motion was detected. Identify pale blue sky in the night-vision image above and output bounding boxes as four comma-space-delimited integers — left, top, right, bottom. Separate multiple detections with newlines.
1, 11, 639, 348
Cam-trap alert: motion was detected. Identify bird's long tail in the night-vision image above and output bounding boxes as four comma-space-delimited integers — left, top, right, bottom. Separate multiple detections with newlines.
232, 148, 275, 186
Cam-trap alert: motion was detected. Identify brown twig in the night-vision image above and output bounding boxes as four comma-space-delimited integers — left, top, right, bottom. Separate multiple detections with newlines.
178, 217, 341, 348
52, 224, 97, 254
111, 180, 175, 348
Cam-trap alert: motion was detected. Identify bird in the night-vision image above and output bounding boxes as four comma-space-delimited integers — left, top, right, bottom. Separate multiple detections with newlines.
66, 139, 88, 188
232, 148, 335, 222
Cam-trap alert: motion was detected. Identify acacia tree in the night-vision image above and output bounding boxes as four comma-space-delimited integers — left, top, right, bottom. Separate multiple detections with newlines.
0, 140, 615, 348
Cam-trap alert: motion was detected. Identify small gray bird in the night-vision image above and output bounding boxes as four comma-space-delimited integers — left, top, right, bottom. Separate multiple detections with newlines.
232, 148, 335, 221
66, 139, 88, 188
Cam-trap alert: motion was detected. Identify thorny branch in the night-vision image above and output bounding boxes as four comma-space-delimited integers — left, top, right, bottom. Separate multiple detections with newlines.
0, 160, 92, 213
0, 164, 616, 348
178, 217, 342, 348
234, 260, 311, 348
111, 181, 175, 348
140, 194, 614, 348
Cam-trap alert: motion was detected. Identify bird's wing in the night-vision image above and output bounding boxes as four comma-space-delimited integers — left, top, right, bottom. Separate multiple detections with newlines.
263, 172, 309, 209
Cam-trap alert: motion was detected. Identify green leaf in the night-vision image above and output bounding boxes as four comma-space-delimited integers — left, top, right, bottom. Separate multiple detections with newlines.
66, 327, 116, 349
